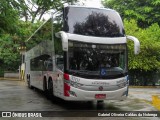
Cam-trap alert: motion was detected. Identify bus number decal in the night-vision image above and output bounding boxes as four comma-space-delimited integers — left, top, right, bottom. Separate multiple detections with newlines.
71, 76, 80, 83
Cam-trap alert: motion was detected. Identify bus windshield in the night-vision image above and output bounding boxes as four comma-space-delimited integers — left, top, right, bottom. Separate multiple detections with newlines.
63, 7, 125, 37
67, 41, 127, 79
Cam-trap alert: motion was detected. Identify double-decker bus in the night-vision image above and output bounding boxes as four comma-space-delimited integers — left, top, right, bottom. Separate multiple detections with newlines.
25, 6, 140, 102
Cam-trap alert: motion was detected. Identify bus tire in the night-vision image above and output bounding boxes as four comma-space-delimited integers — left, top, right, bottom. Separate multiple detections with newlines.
27, 75, 33, 89
47, 78, 53, 99
43, 77, 47, 95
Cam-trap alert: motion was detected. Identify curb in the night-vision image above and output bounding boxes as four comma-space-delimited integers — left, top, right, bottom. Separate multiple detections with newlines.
0, 77, 21, 81
129, 86, 160, 88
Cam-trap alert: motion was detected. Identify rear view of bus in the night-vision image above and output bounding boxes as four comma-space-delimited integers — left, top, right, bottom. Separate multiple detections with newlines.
57, 6, 140, 101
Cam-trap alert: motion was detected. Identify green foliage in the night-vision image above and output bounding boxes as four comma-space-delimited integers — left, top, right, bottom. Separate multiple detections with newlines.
0, 34, 20, 70
124, 19, 160, 71
18, 0, 78, 23
0, 0, 20, 70
0, 19, 41, 71
25, 19, 51, 50
0, 0, 82, 71
0, 0, 19, 33
103, 0, 160, 85
0, 0, 78, 71
103, 0, 160, 28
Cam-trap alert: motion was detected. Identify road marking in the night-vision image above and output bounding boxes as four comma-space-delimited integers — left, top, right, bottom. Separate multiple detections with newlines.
152, 95, 160, 110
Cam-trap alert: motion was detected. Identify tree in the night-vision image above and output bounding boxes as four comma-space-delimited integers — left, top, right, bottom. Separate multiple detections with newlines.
0, 0, 20, 71
16, 0, 79, 23
0, 0, 82, 72
0, 0, 19, 33
125, 19, 160, 85
103, 0, 160, 28
103, 0, 160, 85
0, 34, 20, 70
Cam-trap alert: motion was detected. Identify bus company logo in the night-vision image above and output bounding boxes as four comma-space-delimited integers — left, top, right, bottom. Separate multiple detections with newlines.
92, 81, 109, 86
71, 76, 80, 83
99, 86, 103, 91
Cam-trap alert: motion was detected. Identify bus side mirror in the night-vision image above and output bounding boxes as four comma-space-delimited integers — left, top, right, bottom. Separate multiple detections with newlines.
127, 35, 140, 55
55, 31, 68, 51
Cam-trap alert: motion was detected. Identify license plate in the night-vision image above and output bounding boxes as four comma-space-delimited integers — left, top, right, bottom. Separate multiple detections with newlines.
95, 94, 106, 99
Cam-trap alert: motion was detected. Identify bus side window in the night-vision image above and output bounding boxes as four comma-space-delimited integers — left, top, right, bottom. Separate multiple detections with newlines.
46, 58, 53, 71
54, 35, 64, 71
56, 56, 64, 70
30, 59, 35, 71
39, 60, 44, 70
43, 56, 53, 71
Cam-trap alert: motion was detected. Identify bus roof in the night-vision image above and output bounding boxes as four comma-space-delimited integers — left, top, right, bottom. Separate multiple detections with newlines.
64, 5, 116, 12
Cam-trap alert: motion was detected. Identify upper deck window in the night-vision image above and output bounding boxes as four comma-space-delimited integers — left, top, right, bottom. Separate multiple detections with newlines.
63, 7, 125, 37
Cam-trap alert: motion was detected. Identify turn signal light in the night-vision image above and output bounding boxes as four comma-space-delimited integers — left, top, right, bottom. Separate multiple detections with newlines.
64, 73, 69, 80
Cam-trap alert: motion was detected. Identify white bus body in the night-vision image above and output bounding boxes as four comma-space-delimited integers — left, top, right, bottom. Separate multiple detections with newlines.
25, 6, 140, 101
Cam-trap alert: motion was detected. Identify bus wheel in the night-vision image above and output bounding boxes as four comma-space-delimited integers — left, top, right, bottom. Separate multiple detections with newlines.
43, 78, 47, 95
48, 78, 53, 99
27, 76, 33, 89
27, 75, 33, 89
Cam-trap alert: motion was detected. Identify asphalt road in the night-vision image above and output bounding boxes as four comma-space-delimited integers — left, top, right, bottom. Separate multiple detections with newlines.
0, 80, 159, 120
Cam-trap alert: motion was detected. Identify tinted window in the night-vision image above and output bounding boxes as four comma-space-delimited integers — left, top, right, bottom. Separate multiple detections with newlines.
63, 7, 125, 37
54, 36, 64, 71
67, 41, 127, 79
30, 54, 53, 71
